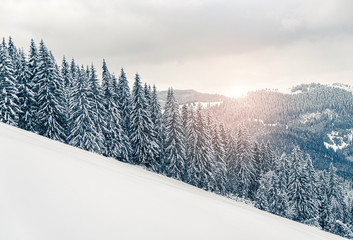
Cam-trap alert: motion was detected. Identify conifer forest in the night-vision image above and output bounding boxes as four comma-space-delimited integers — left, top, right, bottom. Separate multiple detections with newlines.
1, 37, 352, 238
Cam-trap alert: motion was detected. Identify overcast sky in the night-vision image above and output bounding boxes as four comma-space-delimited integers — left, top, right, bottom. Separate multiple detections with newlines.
1, 0, 353, 97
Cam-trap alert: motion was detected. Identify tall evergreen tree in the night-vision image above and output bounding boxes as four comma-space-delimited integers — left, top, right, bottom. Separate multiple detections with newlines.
234, 125, 256, 199
130, 73, 159, 169
28, 39, 38, 81
225, 133, 237, 194
287, 146, 318, 222
111, 74, 119, 103
70, 58, 78, 81
266, 170, 292, 218
187, 104, 216, 191
252, 141, 262, 194
7, 37, 18, 62
28, 39, 39, 93
183, 104, 195, 182
150, 84, 164, 171
61, 57, 73, 137
67, 66, 101, 152
317, 171, 331, 231
327, 163, 346, 223
211, 123, 227, 195
34, 40, 66, 142
144, 83, 152, 107
257, 170, 292, 218
88, 63, 105, 154
0, 42, 20, 126
163, 88, 187, 180
101, 60, 130, 162
181, 104, 188, 129
255, 175, 269, 211
264, 142, 276, 172
17, 50, 36, 131
8, 38, 20, 95
116, 68, 132, 137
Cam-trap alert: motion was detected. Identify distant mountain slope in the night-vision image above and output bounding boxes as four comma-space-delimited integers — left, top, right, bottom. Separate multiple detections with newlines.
0, 122, 344, 240
157, 89, 228, 106
209, 83, 353, 178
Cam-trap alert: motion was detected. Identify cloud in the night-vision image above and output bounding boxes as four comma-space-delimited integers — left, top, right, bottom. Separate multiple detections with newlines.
1, 0, 353, 96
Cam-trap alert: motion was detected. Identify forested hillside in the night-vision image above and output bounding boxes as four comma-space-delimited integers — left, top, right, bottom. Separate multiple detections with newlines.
208, 83, 353, 179
1, 37, 352, 239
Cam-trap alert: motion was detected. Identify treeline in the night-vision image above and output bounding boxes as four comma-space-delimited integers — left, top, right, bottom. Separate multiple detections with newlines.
0, 37, 352, 238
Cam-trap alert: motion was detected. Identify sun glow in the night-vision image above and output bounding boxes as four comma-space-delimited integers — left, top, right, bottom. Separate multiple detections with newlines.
227, 86, 248, 98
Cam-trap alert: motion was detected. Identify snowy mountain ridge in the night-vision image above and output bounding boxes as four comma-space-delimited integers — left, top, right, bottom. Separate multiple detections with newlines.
0, 122, 346, 240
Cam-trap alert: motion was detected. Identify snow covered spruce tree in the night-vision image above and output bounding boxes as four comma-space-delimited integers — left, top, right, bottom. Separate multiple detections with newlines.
0, 39, 20, 126
225, 133, 237, 194
28, 39, 39, 104
144, 83, 152, 107
7, 38, 20, 86
87, 63, 105, 154
130, 73, 159, 170
100, 60, 130, 162
261, 142, 276, 174
186, 104, 216, 191
28, 39, 38, 82
116, 68, 132, 138
60, 57, 73, 136
287, 146, 318, 224
327, 163, 347, 224
67, 66, 102, 153
34, 40, 66, 142
181, 104, 189, 129
234, 125, 256, 199
150, 84, 164, 170
256, 169, 291, 218
182, 104, 194, 181
7, 37, 19, 63
252, 141, 262, 193
211, 122, 227, 195
162, 88, 187, 180
17, 50, 36, 131
317, 170, 331, 231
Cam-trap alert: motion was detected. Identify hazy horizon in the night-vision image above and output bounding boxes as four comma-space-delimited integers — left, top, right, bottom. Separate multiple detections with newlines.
2, 0, 353, 97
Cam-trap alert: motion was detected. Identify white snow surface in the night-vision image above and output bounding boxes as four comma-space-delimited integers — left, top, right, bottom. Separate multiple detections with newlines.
0, 123, 345, 240
324, 129, 353, 152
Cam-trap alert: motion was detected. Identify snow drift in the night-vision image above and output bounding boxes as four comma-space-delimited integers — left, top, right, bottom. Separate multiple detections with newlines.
0, 123, 345, 240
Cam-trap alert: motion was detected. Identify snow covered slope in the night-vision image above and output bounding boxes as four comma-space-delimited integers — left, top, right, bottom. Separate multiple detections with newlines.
0, 123, 345, 240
